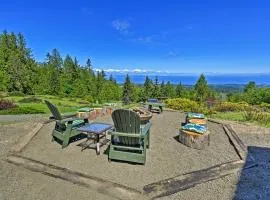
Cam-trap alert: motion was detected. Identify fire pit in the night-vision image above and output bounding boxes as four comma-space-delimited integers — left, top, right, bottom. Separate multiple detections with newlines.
133, 107, 152, 124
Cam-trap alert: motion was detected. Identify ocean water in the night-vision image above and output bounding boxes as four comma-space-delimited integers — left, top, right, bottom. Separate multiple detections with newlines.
110, 74, 270, 85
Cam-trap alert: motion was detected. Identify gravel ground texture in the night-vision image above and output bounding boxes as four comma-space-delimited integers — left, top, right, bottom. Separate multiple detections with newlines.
1, 112, 270, 200
0, 122, 117, 200
21, 111, 239, 190
0, 114, 48, 123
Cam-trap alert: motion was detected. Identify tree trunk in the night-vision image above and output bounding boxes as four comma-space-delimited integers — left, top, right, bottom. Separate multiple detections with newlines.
179, 129, 210, 150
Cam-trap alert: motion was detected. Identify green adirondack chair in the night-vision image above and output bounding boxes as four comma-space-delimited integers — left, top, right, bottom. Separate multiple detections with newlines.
108, 109, 151, 164
45, 100, 88, 148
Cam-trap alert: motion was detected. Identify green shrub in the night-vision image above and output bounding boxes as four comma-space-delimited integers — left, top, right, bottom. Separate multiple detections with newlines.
214, 101, 249, 112
9, 91, 25, 97
243, 109, 270, 125
18, 97, 42, 103
68, 97, 76, 102
259, 102, 270, 111
0, 92, 8, 98
0, 99, 17, 110
165, 98, 207, 113
85, 95, 94, 103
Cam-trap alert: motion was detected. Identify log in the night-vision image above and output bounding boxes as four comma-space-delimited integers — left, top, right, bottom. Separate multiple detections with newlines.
143, 159, 244, 199
6, 154, 142, 200
11, 123, 44, 153
179, 129, 210, 150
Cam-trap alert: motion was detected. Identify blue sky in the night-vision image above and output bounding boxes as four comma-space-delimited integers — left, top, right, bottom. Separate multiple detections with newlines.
1, 0, 270, 73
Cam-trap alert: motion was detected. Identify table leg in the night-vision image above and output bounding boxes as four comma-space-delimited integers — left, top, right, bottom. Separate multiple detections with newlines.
96, 134, 100, 155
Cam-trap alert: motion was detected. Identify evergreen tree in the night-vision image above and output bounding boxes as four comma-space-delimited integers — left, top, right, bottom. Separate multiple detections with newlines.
244, 81, 256, 92
143, 75, 153, 100
86, 58, 95, 76
109, 74, 114, 82
108, 74, 117, 84
164, 81, 176, 98
160, 81, 166, 97
63, 55, 74, 75
152, 76, 160, 98
61, 55, 75, 95
175, 82, 185, 98
46, 49, 62, 95
194, 74, 209, 101
122, 74, 134, 104
101, 70, 106, 79
95, 71, 106, 102
0, 31, 37, 93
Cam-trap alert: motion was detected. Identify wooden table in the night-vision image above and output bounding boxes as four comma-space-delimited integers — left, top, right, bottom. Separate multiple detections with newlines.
145, 99, 165, 113
77, 122, 113, 155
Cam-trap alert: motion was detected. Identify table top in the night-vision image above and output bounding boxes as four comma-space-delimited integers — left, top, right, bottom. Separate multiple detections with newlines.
77, 122, 113, 134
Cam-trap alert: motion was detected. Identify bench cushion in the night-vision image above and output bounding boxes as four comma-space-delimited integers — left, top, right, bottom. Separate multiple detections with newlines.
182, 123, 207, 134
187, 112, 205, 119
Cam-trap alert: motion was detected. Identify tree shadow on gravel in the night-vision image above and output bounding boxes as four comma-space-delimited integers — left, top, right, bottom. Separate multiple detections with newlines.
233, 146, 270, 200
53, 133, 87, 146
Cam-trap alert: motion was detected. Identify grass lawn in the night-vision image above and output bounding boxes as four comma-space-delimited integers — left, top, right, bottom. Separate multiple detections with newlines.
211, 111, 246, 122
0, 95, 120, 115
211, 111, 270, 128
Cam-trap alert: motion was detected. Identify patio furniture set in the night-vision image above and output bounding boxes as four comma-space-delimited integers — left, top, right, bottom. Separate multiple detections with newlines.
45, 100, 152, 164
145, 98, 165, 113
45, 99, 208, 164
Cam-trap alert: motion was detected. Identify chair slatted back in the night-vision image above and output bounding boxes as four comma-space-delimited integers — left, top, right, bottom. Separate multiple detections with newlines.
45, 100, 62, 120
112, 109, 141, 146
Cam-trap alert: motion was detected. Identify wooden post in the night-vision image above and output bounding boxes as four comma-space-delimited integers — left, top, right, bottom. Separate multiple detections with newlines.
179, 129, 210, 150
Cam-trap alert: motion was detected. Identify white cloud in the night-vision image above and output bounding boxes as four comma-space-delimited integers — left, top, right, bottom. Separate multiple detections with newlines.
111, 20, 130, 34
93, 68, 170, 74
93, 68, 102, 72
133, 69, 148, 73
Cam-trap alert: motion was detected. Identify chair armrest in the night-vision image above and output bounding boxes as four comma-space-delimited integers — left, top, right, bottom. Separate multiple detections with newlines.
109, 131, 145, 138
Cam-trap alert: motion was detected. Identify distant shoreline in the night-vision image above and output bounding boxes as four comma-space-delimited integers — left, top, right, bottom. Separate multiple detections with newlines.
107, 73, 270, 85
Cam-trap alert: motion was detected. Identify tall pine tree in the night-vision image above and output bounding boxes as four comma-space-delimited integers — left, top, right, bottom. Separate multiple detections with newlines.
152, 76, 160, 98
122, 74, 134, 104
175, 82, 185, 98
194, 74, 209, 102
143, 75, 153, 100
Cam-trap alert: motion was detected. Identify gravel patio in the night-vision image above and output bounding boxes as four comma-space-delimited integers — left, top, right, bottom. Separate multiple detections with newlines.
20, 111, 239, 191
